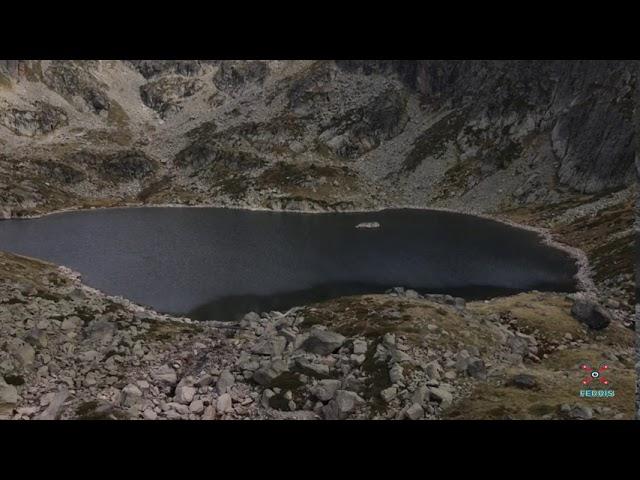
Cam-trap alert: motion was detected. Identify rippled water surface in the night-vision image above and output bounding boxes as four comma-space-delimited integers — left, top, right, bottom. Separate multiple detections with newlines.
0, 207, 577, 320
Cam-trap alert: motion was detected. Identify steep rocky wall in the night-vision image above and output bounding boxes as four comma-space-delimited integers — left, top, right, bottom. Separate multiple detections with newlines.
0, 60, 636, 216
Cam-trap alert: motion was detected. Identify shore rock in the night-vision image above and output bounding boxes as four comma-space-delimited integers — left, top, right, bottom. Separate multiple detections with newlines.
301, 328, 346, 355
571, 298, 611, 330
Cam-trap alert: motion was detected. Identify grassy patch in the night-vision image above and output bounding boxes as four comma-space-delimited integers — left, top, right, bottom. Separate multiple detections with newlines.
106, 100, 130, 129
143, 320, 204, 341
138, 176, 172, 203
75, 400, 129, 420
0, 73, 11, 89
446, 350, 635, 420
403, 110, 468, 171
361, 339, 391, 414
3, 374, 25, 386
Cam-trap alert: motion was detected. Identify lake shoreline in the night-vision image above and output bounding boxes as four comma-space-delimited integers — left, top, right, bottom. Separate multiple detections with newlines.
2, 200, 595, 296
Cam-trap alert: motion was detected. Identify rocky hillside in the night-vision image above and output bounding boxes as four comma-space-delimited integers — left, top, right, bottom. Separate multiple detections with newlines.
0, 60, 636, 216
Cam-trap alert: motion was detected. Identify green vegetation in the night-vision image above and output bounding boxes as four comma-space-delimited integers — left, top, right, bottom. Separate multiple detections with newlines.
0, 73, 11, 89
361, 339, 391, 414
403, 110, 468, 171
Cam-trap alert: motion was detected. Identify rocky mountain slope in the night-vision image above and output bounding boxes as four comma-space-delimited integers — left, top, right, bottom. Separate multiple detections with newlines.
0, 60, 635, 215
0, 60, 637, 420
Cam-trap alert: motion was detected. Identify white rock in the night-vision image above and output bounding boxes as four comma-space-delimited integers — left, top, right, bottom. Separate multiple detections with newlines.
189, 399, 204, 414
216, 370, 235, 394
143, 408, 157, 420
174, 385, 196, 404
353, 339, 368, 355
217, 393, 232, 413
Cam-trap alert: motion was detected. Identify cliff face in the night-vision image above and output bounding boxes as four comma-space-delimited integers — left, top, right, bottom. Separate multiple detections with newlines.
0, 60, 636, 218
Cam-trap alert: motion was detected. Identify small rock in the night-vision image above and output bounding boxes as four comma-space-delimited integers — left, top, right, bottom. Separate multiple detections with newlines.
389, 364, 404, 384
0, 379, 18, 415
507, 373, 538, 390
405, 403, 424, 420
380, 387, 398, 403
120, 384, 143, 407
152, 365, 178, 386
467, 358, 487, 380
217, 393, 232, 413
61, 316, 83, 331
322, 390, 364, 419
353, 339, 368, 355
425, 361, 442, 380
411, 385, 430, 406
216, 370, 235, 394
311, 379, 341, 402
143, 408, 157, 420
174, 384, 196, 404
568, 405, 593, 420
35, 386, 69, 420
189, 400, 204, 414
7, 339, 35, 368
202, 405, 217, 420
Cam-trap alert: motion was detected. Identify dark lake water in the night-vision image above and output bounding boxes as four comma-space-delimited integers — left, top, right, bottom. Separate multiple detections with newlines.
0, 207, 577, 321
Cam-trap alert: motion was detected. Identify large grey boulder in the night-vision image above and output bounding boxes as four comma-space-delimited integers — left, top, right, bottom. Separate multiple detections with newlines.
428, 387, 453, 408
301, 328, 346, 355
571, 298, 611, 330
251, 335, 286, 357
253, 359, 288, 387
